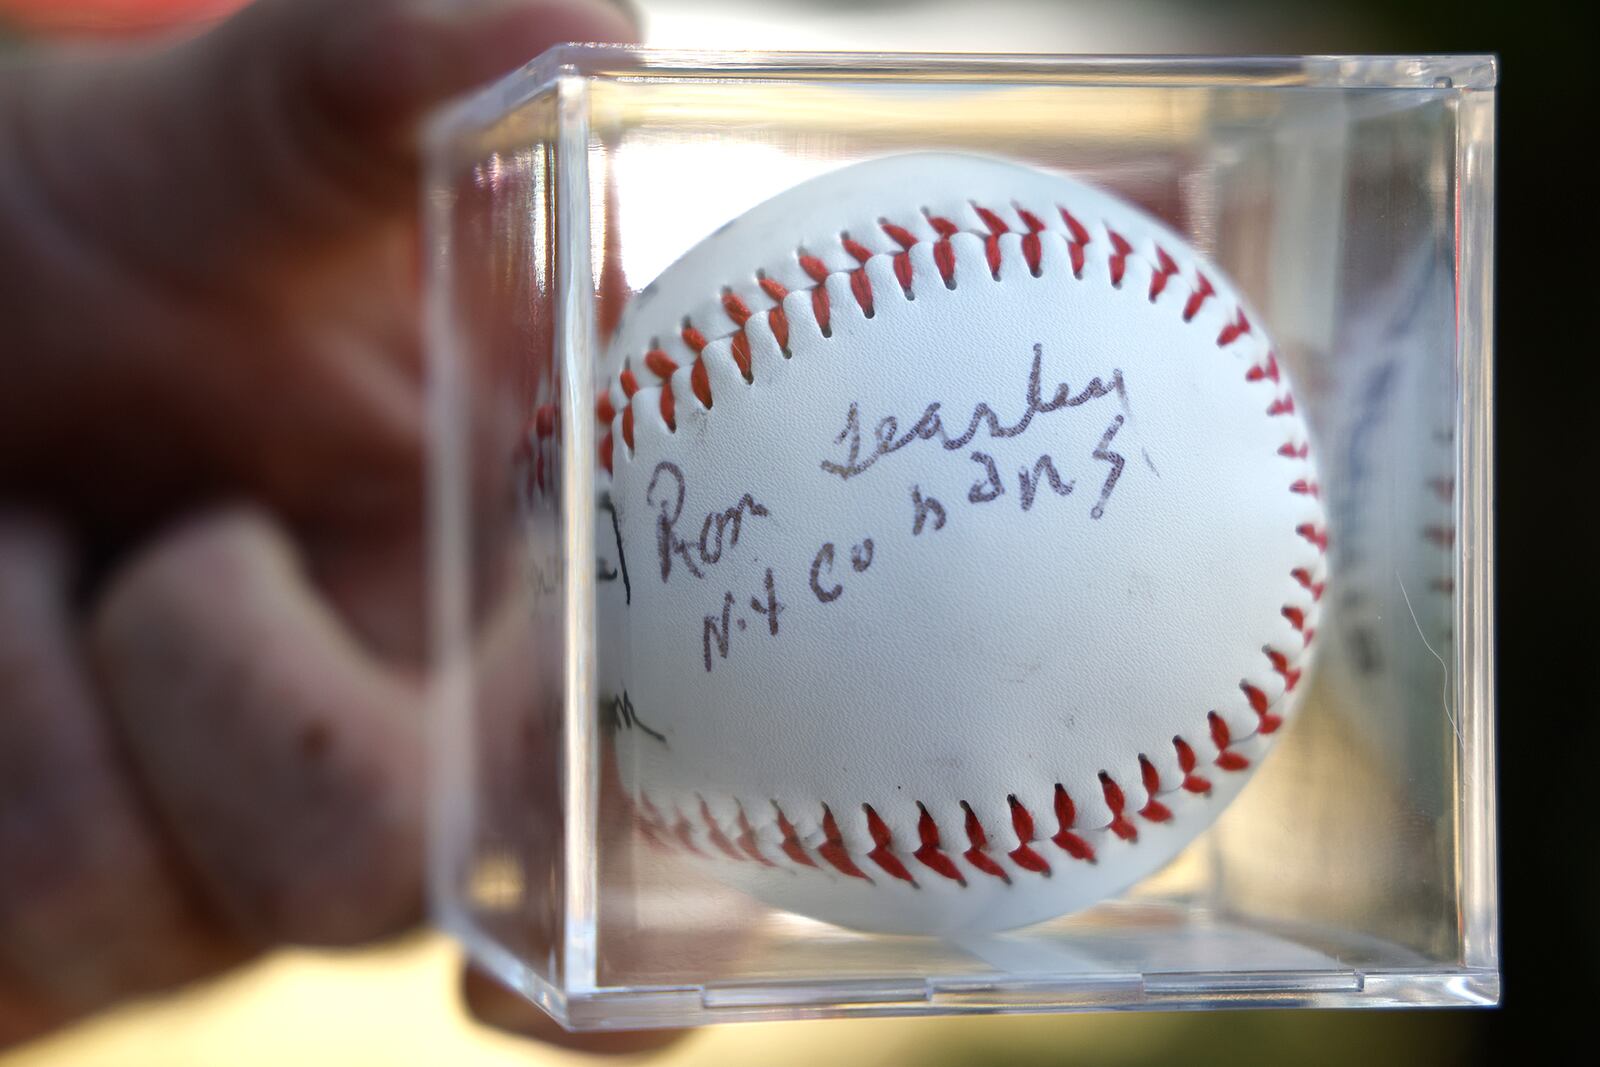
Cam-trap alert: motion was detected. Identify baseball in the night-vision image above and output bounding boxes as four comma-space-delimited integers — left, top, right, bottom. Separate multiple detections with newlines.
1322, 242, 1456, 797
593, 153, 1327, 935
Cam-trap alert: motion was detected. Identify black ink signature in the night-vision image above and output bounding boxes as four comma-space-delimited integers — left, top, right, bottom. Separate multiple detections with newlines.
599, 497, 631, 603
646, 461, 770, 583
526, 553, 562, 603
603, 690, 666, 745
1090, 415, 1125, 519
702, 568, 785, 672
1018, 454, 1075, 511
809, 539, 875, 603
911, 486, 946, 535
821, 343, 1126, 481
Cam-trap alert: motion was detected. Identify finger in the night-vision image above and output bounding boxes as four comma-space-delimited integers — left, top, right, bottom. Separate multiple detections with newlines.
0, 513, 248, 1047
299, 514, 430, 666
87, 505, 424, 945
461, 966, 691, 1056
4, 0, 638, 294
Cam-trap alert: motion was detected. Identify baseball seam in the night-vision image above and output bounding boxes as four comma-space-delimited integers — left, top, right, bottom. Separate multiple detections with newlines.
559, 196, 1327, 891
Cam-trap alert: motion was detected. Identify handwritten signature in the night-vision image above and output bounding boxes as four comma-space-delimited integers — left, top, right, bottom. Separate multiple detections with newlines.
629, 343, 1140, 674
645, 461, 771, 584
820, 343, 1126, 481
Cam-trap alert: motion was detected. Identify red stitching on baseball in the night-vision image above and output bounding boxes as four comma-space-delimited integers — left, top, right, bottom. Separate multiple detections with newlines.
534, 404, 557, 438
984, 235, 1003, 277
922, 213, 959, 287
1050, 784, 1096, 863
850, 268, 875, 317
914, 803, 966, 886
722, 289, 753, 325
1240, 682, 1282, 734
974, 204, 1009, 235
1208, 712, 1251, 771
758, 274, 789, 302
1182, 273, 1215, 321
1264, 647, 1303, 692
691, 358, 713, 408
1174, 737, 1212, 794
1217, 308, 1251, 347
1150, 246, 1179, 300
818, 805, 872, 881
1016, 207, 1046, 232
1057, 206, 1090, 245
1246, 352, 1281, 383
976, 204, 1008, 277
1006, 795, 1052, 876
1099, 772, 1138, 842
1296, 524, 1329, 553
730, 327, 757, 378
1058, 207, 1090, 276
648, 349, 680, 430
881, 221, 918, 248
735, 805, 776, 866
640, 393, 668, 452
934, 240, 957, 286
960, 802, 1011, 884
639, 794, 668, 830
894, 252, 914, 293
634, 811, 667, 850
1291, 567, 1326, 600
811, 286, 832, 336
769, 305, 790, 353
652, 385, 672, 431
1017, 206, 1046, 275
635, 795, 670, 848
774, 804, 817, 868
699, 797, 744, 861
518, 406, 558, 496
1107, 229, 1133, 288
644, 349, 677, 380
864, 804, 917, 886
673, 810, 706, 857
1137, 757, 1173, 823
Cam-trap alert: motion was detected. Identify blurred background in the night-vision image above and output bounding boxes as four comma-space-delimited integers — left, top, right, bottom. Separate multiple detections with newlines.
0, 0, 1565, 1064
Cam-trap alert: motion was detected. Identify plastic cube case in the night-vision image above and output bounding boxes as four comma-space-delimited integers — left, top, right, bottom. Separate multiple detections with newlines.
424, 48, 1497, 1029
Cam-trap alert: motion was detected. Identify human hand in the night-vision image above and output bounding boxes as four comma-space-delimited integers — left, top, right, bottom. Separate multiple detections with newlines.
0, 0, 680, 1053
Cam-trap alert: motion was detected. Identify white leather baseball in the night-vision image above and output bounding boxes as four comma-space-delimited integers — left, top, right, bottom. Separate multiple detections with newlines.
1322, 243, 1455, 791
594, 153, 1327, 935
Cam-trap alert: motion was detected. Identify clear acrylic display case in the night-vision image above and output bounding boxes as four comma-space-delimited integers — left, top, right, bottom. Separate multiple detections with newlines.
424, 49, 1497, 1029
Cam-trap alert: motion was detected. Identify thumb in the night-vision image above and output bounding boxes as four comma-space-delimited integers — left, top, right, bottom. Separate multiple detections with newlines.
8, 0, 636, 291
